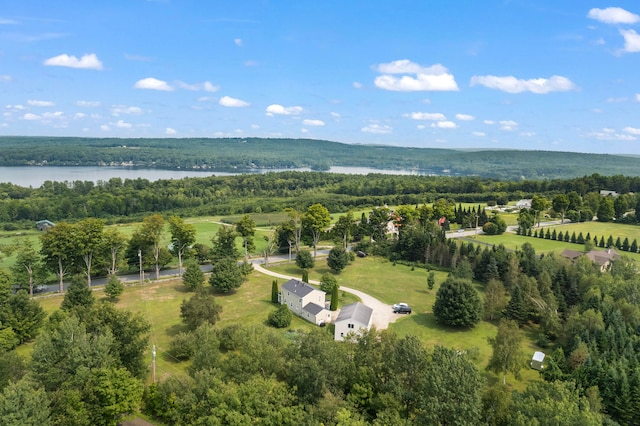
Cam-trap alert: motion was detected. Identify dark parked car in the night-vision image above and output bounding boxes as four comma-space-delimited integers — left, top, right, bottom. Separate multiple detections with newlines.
393, 302, 412, 314
34, 285, 48, 293
356, 250, 367, 258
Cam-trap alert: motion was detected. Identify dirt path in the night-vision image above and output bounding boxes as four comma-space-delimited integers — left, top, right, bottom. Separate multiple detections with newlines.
253, 263, 402, 329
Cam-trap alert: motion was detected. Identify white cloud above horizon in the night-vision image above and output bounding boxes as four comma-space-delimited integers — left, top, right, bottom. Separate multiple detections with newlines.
134, 77, 174, 91
432, 121, 457, 129
362, 123, 392, 134
620, 29, 640, 53
456, 113, 475, 121
374, 59, 459, 91
219, 96, 250, 107
43, 53, 103, 70
76, 100, 101, 107
265, 104, 303, 116
588, 7, 640, 25
303, 119, 325, 126
470, 75, 576, 94
165, 127, 177, 135
27, 100, 55, 107
406, 112, 446, 121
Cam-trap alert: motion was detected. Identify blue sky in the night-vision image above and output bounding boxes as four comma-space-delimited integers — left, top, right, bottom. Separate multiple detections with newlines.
1, 1, 640, 155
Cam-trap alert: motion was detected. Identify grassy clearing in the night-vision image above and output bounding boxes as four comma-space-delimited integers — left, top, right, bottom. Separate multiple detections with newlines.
267, 256, 545, 389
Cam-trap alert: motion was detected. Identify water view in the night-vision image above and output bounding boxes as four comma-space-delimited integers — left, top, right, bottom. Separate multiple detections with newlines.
0, 166, 432, 188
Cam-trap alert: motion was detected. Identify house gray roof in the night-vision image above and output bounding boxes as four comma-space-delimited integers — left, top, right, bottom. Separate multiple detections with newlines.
335, 302, 373, 326
281, 279, 318, 298
303, 302, 325, 316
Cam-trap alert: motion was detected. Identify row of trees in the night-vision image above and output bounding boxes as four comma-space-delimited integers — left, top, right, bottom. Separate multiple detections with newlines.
3, 171, 640, 227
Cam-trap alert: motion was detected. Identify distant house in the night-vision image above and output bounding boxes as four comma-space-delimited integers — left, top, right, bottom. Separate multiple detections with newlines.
280, 279, 331, 325
530, 351, 545, 371
334, 302, 373, 341
35, 220, 55, 231
560, 248, 621, 272
515, 199, 532, 209
600, 190, 618, 197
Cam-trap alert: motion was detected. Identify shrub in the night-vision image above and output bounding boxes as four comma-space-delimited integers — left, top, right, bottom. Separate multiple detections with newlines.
268, 305, 292, 328
433, 277, 482, 328
104, 275, 124, 299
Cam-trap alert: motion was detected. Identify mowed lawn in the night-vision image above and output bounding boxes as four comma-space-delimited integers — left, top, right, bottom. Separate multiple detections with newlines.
267, 256, 545, 390
475, 222, 640, 262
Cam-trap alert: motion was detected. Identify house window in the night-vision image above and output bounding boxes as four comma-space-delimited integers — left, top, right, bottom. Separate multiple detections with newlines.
299, 298, 302, 303
348, 324, 354, 329
340, 332, 344, 337
290, 302, 293, 307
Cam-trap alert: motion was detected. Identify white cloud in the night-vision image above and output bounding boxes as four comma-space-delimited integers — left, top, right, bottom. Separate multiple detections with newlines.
42, 111, 64, 119
623, 126, 640, 135
374, 60, 459, 92
301, 128, 309, 134
76, 100, 101, 107
636, 94, 640, 102
22, 113, 40, 120
620, 29, 640, 53
73, 113, 86, 119
500, 120, 518, 131
234, 38, 243, 46
219, 96, 250, 107
520, 131, 536, 137
406, 112, 446, 121
100, 124, 110, 131
265, 104, 303, 116
588, 7, 640, 24
27, 100, 55, 107
455, 113, 475, 121
0, 18, 19, 24
113, 120, 132, 129
361, 124, 392, 134
134, 77, 174, 91
606, 97, 628, 103
165, 127, 177, 135
111, 105, 143, 116
375, 72, 458, 92
303, 119, 325, 126
431, 121, 457, 129
417, 124, 426, 130
175, 80, 219, 92
43, 53, 103, 70
585, 130, 636, 141
353, 81, 363, 89
484, 120, 495, 125
470, 75, 576, 94
330, 112, 341, 119
472, 131, 486, 137
0, 75, 11, 82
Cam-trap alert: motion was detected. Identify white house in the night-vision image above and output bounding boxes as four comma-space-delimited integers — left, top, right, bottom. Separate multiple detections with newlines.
515, 199, 532, 209
334, 302, 373, 341
280, 279, 331, 325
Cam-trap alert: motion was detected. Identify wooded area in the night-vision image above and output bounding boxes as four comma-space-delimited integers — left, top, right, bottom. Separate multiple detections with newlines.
1, 136, 639, 180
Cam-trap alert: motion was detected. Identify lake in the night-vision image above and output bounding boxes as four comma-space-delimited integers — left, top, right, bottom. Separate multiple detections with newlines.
0, 166, 431, 188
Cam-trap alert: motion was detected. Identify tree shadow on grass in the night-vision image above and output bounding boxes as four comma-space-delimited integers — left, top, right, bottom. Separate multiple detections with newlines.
165, 323, 189, 337
409, 312, 478, 334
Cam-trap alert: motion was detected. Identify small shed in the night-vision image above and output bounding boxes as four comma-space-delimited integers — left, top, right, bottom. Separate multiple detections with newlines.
35, 220, 55, 231
531, 351, 545, 371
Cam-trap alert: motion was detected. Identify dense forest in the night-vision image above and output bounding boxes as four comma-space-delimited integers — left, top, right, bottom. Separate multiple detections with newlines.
1, 136, 640, 180
1, 171, 640, 227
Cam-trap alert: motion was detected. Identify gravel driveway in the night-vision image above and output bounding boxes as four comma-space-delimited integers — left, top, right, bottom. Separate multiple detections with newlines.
253, 264, 402, 329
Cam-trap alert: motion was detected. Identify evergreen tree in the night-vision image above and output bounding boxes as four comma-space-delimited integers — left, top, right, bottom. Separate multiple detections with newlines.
552, 229, 558, 241
570, 232, 577, 244
271, 279, 279, 304
104, 275, 124, 299
427, 271, 436, 291
182, 260, 205, 291
577, 232, 584, 244
208, 257, 243, 293
433, 278, 482, 328
545, 229, 551, 239
615, 236, 622, 249
61, 275, 95, 313
622, 237, 630, 252
607, 235, 614, 248
301, 270, 309, 283
504, 285, 527, 326
327, 247, 349, 273
330, 284, 339, 311
599, 236, 605, 248
631, 239, 638, 253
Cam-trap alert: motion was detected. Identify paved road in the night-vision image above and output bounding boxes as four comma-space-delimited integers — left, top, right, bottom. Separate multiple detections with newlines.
253, 262, 402, 330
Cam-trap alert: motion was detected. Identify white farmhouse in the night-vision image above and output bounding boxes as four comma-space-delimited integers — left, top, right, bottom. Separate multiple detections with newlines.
280, 279, 331, 325
334, 302, 373, 341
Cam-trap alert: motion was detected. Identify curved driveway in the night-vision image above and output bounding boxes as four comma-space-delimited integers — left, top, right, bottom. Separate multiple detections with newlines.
252, 263, 401, 329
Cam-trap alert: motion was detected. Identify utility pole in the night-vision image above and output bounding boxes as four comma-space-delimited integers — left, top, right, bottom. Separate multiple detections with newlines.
138, 249, 144, 285
151, 344, 156, 383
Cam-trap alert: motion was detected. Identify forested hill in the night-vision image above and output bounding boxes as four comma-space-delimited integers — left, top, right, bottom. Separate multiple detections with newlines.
1, 136, 639, 180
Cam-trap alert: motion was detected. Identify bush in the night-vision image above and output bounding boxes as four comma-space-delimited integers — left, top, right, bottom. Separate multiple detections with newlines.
295, 249, 315, 270
180, 291, 222, 330
168, 331, 196, 360
268, 305, 292, 328
320, 273, 338, 293
327, 247, 349, 273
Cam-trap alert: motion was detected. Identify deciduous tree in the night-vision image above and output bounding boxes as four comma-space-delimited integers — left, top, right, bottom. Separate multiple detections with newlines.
487, 319, 524, 384
168, 215, 196, 275
295, 249, 315, 270
327, 247, 348, 273
302, 203, 331, 258
552, 194, 570, 224
235, 214, 256, 262
209, 257, 243, 293
39, 221, 76, 292
180, 291, 222, 330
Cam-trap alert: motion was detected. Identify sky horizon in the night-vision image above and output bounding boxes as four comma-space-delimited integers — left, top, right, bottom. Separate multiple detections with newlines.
1, 1, 640, 155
